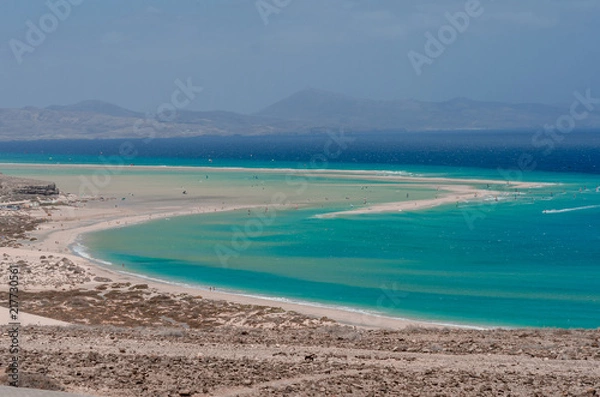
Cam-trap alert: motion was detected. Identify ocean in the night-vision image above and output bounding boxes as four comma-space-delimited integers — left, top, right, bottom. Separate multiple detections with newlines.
2, 131, 599, 328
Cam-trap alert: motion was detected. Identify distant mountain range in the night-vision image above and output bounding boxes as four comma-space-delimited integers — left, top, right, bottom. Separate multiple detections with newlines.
1, 89, 599, 141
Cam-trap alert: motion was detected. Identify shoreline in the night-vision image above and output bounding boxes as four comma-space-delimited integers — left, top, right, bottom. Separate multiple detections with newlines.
316, 184, 508, 217
73, 242, 490, 331
2, 163, 553, 330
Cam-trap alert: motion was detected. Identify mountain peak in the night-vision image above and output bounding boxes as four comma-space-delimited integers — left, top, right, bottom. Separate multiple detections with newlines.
46, 100, 142, 118
256, 89, 366, 121
253, 88, 589, 131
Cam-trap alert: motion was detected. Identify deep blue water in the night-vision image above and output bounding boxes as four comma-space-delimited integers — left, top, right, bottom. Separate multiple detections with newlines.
1, 130, 600, 174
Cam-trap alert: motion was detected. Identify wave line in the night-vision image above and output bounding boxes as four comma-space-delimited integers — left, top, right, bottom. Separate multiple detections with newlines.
542, 204, 600, 214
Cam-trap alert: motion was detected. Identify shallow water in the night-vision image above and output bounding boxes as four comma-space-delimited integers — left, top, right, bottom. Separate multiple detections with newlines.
77, 167, 600, 329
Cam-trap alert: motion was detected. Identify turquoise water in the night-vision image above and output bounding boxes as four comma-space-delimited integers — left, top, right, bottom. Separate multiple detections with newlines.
80, 169, 600, 329
2, 153, 600, 328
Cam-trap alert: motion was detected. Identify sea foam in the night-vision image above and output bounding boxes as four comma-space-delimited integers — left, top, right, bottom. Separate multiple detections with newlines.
542, 204, 600, 214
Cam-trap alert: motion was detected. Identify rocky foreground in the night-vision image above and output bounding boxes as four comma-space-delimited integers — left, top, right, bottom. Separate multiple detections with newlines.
0, 324, 599, 397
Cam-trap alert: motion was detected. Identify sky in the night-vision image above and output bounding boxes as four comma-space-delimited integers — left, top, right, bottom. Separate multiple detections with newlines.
0, 0, 599, 114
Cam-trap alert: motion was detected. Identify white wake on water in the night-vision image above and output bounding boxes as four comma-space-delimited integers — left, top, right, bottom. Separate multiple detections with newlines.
542, 204, 600, 214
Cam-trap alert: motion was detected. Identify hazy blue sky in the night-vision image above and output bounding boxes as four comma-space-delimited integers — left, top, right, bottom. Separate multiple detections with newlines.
1, 0, 599, 113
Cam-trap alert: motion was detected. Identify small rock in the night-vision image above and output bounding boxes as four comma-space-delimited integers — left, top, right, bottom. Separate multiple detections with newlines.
129, 283, 149, 290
